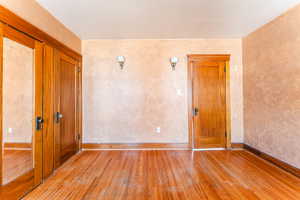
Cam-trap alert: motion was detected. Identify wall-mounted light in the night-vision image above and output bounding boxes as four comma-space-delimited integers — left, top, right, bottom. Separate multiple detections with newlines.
116, 56, 126, 70
170, 57, 179, 71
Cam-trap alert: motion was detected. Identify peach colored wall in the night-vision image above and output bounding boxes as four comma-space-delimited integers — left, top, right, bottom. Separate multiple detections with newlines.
243, 5, 300, 168
3, 38, 33, 143
83, 39, 243, 144
0, 0, 81, 53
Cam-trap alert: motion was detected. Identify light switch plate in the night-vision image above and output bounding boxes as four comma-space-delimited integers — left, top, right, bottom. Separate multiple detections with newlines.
176, 89, 183, 96
156, 127, 161, 133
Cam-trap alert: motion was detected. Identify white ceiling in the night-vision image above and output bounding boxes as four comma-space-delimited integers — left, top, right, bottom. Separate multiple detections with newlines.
36, 0, 300, 39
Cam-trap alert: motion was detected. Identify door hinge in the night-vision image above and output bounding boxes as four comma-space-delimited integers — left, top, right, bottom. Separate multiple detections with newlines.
224, 67, 226, 72
77, 68, 81, 73
77, 134, 81, 141
225, 131, 227, 137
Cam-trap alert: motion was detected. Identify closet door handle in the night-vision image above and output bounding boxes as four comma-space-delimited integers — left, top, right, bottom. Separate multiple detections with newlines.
193, 108, 199, 116
36, 116, 44, 131
55, 112, 63, 123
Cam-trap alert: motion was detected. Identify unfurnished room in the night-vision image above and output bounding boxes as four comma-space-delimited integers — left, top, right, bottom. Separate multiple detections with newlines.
0, 0, 299, 199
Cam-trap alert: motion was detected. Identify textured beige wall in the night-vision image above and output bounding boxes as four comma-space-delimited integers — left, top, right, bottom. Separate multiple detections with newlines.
243, 5, 300, 168
0, 0, 81, 53
83, 39, 243, 144
3, 38, 33, 143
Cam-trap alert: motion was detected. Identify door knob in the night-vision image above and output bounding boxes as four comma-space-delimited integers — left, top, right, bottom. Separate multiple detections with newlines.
193, 108, 199, 116
55, 112, 63, 123
36, 116, 44, 131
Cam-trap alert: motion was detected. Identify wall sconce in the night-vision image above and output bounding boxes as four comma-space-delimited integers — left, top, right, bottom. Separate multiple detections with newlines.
170, 57, 179, 71
116, 56, 126, 70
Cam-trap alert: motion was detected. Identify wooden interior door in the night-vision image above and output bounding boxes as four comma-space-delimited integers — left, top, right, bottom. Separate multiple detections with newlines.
191, 56, 227, 149
0, 23, 43, 199
54, 51, 79, 167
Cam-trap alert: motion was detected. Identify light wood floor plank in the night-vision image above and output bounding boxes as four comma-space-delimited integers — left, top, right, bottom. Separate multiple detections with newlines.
23, 150, 300, 200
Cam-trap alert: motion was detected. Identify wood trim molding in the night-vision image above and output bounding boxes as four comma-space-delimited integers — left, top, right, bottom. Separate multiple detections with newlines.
225, 60, 231, 148
244, 144, 300, 178
0, 170, 34, 199
0, 23, 3, 185
0, 6, 82, 61
231, 143, 244, 149
82, 143, 190, 150
187, 54, 231, 149
76, 62, 83, 152
187, 54, 230, 62
4, 143, 32, 149
187, 57, 193, 148
3, 24, 35, 49
42, 45, 55, 179
33, 40, 44, 186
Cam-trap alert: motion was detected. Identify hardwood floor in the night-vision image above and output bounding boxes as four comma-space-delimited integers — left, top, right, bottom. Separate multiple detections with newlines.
3, 149, 32, 184
24, 150, 300, 200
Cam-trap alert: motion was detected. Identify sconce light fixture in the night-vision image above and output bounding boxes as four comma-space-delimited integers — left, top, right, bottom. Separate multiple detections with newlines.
116, 56, 126, 70
170, 57, 179, 71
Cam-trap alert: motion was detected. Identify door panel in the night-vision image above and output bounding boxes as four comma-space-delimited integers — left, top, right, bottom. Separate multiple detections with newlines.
192, 60, 226, 149
60, 59, 76, 162
54, 51, 79, 167
0, 24, 43, 199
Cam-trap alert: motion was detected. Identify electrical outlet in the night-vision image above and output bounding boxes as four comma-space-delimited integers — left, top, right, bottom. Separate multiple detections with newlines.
156, 127, 161, 133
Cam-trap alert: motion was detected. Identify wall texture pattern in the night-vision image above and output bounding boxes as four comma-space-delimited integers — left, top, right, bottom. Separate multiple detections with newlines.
83, 39, 243, 144
243, 5, 300, 168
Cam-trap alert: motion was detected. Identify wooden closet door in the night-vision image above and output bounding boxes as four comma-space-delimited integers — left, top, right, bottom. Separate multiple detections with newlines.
54, 51, 80, 167
0, 24, 43, 199
192, 59, 227, 149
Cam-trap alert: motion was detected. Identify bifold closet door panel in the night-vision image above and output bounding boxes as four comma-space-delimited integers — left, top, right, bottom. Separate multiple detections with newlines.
43, 45, 55, 179
0, 23, 43, 199
54, 50, 80, 168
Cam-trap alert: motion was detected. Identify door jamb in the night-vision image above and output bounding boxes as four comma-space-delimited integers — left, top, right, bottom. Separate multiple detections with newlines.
187, 54, 231, 149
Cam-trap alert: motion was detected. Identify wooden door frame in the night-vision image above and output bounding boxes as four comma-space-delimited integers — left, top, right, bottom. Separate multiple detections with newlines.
0, 22, 43, 198
42, 45, 55, 179
187, 54, 231, 149
0, 5, 83, 188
